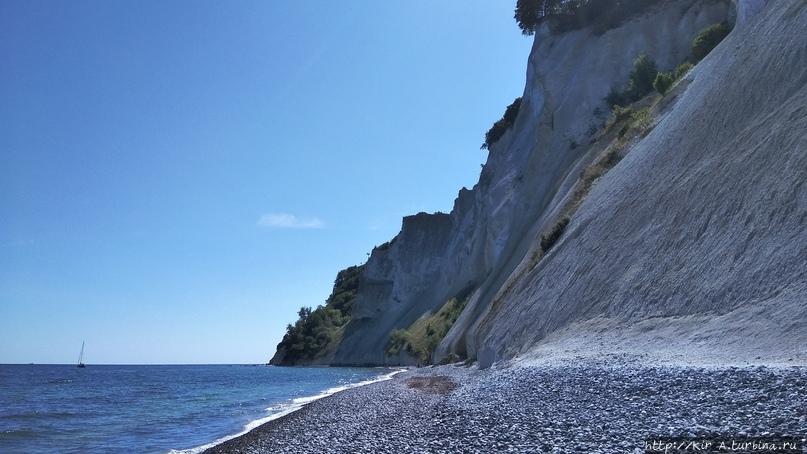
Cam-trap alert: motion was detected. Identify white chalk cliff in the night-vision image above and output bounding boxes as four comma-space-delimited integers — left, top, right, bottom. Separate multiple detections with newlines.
328, 0, 807, 367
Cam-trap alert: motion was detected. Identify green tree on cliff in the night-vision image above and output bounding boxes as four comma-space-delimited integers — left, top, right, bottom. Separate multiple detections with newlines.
482, 97, 522, 150
515, 0, 664, 36
691, 22, 732, 61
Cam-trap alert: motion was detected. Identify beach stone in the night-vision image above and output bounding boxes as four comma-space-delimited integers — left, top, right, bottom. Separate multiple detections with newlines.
203, 362, 807, 454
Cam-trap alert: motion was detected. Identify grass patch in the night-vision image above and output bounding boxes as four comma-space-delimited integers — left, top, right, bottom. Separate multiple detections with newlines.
529, 100, 657, 272
601, 104, 654, 143
385, 293, 472, 364
603, 105, 633, 136
631, 108, 651, 130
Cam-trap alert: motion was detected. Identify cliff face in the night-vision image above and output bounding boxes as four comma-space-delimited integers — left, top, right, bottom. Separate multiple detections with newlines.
332, 210, 478, 365
307, 0, 807, 367
473, 0, 807, 366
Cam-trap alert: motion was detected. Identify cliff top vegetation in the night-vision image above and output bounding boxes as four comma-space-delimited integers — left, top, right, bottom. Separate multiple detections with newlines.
272, 264, 365, 365
515, 0, 665, 36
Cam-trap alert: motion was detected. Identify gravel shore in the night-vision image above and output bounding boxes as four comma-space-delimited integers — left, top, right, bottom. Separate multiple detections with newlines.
203, 359, 806, 453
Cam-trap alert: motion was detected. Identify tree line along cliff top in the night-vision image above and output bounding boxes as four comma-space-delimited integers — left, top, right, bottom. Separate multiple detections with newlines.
515, 0, 669, 36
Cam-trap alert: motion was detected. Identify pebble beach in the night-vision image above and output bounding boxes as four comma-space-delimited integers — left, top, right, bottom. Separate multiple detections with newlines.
203, 358, 806, 453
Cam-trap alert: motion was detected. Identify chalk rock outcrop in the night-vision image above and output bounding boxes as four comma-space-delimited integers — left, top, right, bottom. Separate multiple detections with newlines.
330, 0, 746, 366
473, 0, 807, 367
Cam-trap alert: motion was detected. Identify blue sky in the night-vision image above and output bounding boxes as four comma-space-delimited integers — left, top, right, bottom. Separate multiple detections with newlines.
1, 1, 533, 364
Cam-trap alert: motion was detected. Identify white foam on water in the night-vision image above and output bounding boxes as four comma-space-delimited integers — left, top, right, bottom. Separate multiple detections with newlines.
168, 368, 406, 454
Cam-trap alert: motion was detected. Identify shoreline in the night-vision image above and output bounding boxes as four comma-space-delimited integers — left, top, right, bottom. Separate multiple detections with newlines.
202, 366, 461, 454
202, 358, 807, 453
175, 367, 406, 454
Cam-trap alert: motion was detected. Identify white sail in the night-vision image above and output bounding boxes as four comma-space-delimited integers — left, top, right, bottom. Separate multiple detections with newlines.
77, 341, 85, 368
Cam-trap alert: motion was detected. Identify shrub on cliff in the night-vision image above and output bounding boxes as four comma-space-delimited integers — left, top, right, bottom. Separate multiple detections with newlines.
654, 71, 675, 95
604, 87, 628, 110
530, 215, 572, 270
691, 22, 732, 61
481, 97, 522, 150
373, 235, 397, 252
654, 60, 695, 96
625, 53, 658, 101
675, 61, 694, 80
541, 216, 570, 252
604, 53, 659, 109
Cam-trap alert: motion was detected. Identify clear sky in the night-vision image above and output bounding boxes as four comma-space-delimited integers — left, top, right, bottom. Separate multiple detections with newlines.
1, 1, 533, 364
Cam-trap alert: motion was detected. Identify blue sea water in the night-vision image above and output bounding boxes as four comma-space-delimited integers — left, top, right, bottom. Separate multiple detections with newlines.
0, 364, 401, 454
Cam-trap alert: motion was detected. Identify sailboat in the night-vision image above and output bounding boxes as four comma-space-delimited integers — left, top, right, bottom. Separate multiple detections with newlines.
77, 341, 86, 368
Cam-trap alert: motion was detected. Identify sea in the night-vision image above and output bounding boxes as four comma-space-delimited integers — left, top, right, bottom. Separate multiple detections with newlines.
0, 364, 402, 454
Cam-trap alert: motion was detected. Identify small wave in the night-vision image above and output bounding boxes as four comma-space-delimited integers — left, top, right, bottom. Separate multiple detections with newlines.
0, 428, 37, 440
167, 368, 406, 454
46, 378, 73, 384
288, 367, 407, 406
